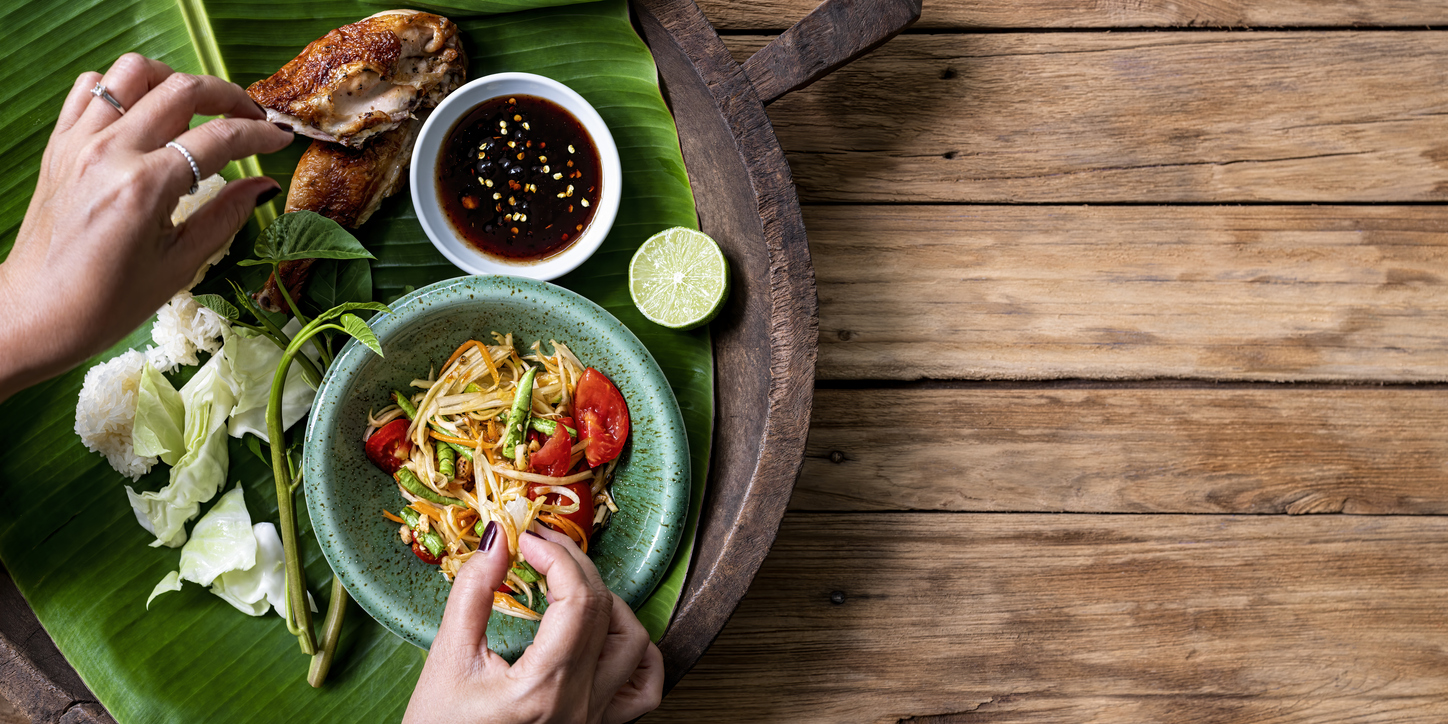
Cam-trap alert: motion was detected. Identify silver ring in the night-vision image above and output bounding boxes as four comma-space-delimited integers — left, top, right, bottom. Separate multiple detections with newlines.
90, 82, 125, 115
166, 141, 201, 195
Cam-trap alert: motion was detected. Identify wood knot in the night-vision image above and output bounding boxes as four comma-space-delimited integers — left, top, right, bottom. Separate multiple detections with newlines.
828, 450, 846, 464
939, 67, 957, 80
943, 151, 958, 160
830, 590, 846, 605
837, 330, 853, 341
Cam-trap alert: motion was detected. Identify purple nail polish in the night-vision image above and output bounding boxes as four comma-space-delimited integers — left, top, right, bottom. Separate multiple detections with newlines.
255, 185, 280, 205
272, 122, 294, 134
524, 529, 544, 539
480, 521, 499, 552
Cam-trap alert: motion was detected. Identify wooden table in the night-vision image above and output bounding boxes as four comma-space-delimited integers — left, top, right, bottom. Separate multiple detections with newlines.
644, 1, 1448, 722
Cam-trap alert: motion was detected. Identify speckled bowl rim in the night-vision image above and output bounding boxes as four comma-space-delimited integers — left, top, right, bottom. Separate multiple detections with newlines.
302, 275, 688, 653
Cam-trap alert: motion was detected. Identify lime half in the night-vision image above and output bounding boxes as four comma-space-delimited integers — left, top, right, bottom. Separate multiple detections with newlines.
629, 227, 729, 330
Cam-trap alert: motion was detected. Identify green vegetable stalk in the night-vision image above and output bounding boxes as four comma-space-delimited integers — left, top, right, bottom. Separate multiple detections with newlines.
438, 442, 455, 479
501, 367, 538, 459
260, 303, 389, 682
393, 390, 473, 461
396, 468, 465, 507
529, 417, 576, 438
399, 508, 446, 558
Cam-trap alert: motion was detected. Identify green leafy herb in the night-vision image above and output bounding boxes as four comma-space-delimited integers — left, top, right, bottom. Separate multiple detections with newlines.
304, 258, 373, 314
339, 314, 383, 356
193, 293, 241, 320
316, 302, 391, 324
239, 210, 376, 266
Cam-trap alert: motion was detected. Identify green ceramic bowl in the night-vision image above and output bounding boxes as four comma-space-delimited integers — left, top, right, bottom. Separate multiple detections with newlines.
302, 275, 689, 657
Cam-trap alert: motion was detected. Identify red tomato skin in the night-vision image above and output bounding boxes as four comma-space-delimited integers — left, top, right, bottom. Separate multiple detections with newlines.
574, 368, 629, 467
530, 422, 574, 477
365, 419, 413, 474
528, 480, 595, 539
410, 540, 441, 565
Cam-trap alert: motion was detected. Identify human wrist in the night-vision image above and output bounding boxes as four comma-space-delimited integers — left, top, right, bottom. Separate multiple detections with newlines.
0, 261, 62, 402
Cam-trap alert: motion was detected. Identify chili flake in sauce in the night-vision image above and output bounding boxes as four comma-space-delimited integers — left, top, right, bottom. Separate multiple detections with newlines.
436, 95, 601, 261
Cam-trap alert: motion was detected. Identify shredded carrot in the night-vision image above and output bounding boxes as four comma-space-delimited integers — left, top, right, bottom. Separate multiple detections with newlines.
442, 340, 478, 373
539, 513, 589, 554
493, 592, 540, 618
430, 430, 479, 447
442, 340, 502, 386
409, 501, 442, 522
382, 510, 405, 524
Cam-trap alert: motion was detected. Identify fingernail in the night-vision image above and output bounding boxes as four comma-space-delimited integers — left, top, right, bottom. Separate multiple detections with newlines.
255, 185, 281, 205
272, 122, 294, 134
252, 98, 267, 114
480, 521, 499, 552
524, 530, 544, 539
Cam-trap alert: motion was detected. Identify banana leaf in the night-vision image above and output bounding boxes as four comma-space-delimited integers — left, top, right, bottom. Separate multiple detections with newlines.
0, 0, 711, 720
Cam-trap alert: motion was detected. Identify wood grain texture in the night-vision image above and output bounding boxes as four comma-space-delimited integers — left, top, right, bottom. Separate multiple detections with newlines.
797, 385, 1448, 513
724, 33, 1448, 203
0, 697, 30, 724
646, 512, 1448, 724
699, 0, 1448, 30
739, 0, 920, 104
635, 0, 820, 687
807, 205, 1448, 381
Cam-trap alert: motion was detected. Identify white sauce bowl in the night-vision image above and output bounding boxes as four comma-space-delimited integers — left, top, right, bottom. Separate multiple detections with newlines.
411, 72, 622, 279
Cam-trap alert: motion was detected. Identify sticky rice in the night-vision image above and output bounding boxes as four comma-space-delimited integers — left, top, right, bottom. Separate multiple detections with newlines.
172, 174, 235, 290
73, 349, 155, 480
148, 291, 229, 373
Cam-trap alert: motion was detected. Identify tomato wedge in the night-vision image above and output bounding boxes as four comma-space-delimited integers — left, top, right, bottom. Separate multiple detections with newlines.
365, 419, 413, 474
574, 368, 628, 468
529, 480, 594, 542
410, 540, 441, 565
529, 416, 575, 478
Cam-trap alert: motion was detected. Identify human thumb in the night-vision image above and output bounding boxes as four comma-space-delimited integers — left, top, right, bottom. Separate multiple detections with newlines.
434, 520, 511, 655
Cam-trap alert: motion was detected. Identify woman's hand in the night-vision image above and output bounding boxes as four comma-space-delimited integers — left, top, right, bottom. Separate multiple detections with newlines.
0, 53, 292, 400
406, 523, 664, 724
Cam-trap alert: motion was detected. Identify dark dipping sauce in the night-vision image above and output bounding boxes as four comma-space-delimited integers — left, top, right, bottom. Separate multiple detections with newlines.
436, 95, 602, 261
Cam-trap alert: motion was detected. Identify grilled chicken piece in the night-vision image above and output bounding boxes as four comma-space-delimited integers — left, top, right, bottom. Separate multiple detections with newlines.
253, 119, 422, 313
247, 10, 464, 148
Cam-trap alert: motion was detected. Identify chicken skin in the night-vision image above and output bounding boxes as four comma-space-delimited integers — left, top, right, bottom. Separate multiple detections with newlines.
247, 10, 464, 148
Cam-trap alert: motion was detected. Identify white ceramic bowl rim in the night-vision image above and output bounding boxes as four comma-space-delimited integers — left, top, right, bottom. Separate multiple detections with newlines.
411, 72, 622, 280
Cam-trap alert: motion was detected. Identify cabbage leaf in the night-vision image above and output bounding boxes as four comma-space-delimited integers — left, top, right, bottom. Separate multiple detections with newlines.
225, 320, 318, 442
147, 487, 289, 618
131, 361, 185, 465
210, 522, 286, 617
178, 484, 256, 586
126, 353, 236, 547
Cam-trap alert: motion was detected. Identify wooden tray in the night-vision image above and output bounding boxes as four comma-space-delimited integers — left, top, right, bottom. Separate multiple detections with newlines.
0, 0, 919, 719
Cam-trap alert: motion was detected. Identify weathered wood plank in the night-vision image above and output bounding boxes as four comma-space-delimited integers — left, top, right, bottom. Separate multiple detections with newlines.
723, 34, 1448, 203
807, 205, 1448, 381
700, 0, 1448, 30
647, 513, 1448, 723
0, 698, 29, 724
797, 386, 1448, 513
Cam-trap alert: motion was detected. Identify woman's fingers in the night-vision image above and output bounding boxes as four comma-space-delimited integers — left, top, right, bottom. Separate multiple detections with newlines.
151, 117, 292, 198
75, 54, 173, 133
55, 73, 103, 136
119, 72, 269, 149
602, 642, 665, 724
433, 521, 512, 658
591, 593, 651, 709
518, 531, 612, 674
170, 176, 279, 282
530, 524, 606, 593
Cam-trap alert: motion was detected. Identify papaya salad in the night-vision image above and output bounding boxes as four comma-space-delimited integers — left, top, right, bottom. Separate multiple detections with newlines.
363, 333, 630, 621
